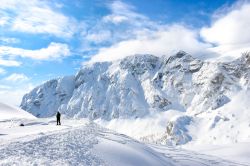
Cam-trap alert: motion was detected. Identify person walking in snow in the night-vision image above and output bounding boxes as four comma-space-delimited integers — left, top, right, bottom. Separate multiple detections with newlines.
56, 111, 61, 125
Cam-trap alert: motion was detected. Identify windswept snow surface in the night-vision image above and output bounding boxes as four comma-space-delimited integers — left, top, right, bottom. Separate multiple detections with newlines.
183, 143, 250, 165
0, 118, 247, 166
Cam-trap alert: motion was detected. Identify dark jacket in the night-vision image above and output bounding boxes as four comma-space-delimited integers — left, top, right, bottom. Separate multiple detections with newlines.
56, 112, 61, 119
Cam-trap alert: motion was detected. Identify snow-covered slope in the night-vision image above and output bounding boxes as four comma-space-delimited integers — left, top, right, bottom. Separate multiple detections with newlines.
0, 102, 36, 120
0, 119, 247, 166
20, 51, 250, 146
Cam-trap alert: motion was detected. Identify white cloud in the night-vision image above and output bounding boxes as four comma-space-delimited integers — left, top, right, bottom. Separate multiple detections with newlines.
0, 16, 9, 26
0, 37, 20, 44
0, 0, 78, 38
200, 2, 250, 59
201, 3, 250, 45
103, 0, 157, 37
103, 0, 148, 25
0, 10, 10, 26
86, 30, 112, 44
103, 15, 128, 24
88, 1, 214, 63
0, 85, 11, 90
90, 25, 211, 63
89, 1, 250, 63
0, 42, 70, 60
0, 83, 34, 106
4, 73, 29, 82
0, 68, 6, 75
0, 72, 34, 106
208, 42, 250, 61
0, 58, 21, 66
12, 7, 77, 38
103, 1, 132, 24
0, 89, 25, 106
83, 0, 156, 46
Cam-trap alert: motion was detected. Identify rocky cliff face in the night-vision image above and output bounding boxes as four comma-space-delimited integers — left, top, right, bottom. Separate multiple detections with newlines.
20, 51, 250, 120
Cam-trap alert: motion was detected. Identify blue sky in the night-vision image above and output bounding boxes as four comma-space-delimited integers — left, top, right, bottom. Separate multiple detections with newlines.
0, 0, 250, 105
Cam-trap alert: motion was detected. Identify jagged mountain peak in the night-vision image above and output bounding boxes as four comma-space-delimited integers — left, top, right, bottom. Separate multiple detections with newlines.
119, 54, 159, 75
162, 51, 192, 62
121, 54, 158, 61
168, 50, 190, 60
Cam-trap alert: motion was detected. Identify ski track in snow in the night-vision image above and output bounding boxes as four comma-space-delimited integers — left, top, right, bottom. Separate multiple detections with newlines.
0, 121, 249, 166
0, 123, 106, 166
150, 144, 249, 166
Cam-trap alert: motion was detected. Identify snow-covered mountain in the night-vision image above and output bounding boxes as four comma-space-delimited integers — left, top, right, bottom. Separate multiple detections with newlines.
20, 51, 250, 118
20, 51, 250, 145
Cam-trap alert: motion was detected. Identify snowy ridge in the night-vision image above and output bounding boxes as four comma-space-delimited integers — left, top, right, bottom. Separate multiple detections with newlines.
0, 102, 36, 120
20, 51, 250, 146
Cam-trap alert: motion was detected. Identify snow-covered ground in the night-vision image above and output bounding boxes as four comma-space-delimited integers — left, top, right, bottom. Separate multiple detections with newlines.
0, 116, 249, 166
1, 102, 250, 165
95, 112, 250, 165
183, 143, 250, 165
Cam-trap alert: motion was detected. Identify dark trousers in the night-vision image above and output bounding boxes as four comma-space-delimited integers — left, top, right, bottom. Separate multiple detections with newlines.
57, 118, 61, 125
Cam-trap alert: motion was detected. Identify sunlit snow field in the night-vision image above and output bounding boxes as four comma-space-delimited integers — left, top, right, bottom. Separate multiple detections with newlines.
0, 103, 250, 166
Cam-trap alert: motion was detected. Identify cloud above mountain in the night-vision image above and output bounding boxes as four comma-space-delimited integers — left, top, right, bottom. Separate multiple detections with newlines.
201, 1, 250, 58
201, 2, 250, 45
90, 25, 212, 63
90, 1, 250, 62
